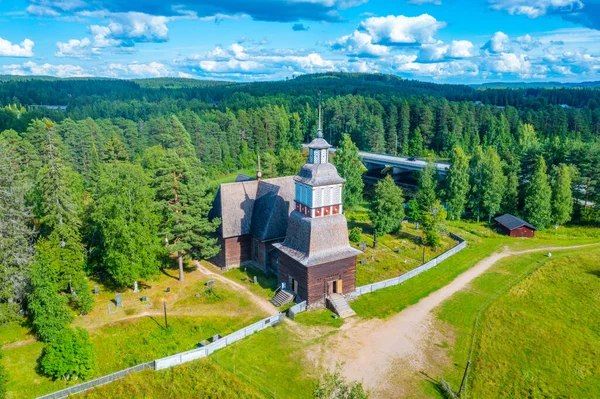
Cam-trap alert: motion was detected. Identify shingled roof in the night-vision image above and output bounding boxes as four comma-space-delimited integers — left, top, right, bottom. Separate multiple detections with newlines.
295, 163, 345, 186
494, 214, 537, 231
212, 176, 295, 240
274, 212, 362, 266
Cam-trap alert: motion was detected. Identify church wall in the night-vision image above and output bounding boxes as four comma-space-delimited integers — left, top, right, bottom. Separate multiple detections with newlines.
277, 252, 357, 307
223, 235, 252, 269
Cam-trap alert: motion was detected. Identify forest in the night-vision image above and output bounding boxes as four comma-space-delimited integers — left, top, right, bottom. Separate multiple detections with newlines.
0, 72, 599, 387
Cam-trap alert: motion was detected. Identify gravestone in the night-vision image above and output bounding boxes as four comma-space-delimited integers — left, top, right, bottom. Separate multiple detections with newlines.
360, 259, 367, 265
115, 293, 122, 307
133, 281, 139, 293
358, 241, 367, 251
373, 229, 378, 248
195, 293, 200, 298
93, 286, 99, 295
548, 252, 552, 257
141, 295, 147, 302
397, 248, 402, 254
166, 287, 171, 293
206, 280, 214, 287
253, 276, 258, 285
370, 255, 375, 262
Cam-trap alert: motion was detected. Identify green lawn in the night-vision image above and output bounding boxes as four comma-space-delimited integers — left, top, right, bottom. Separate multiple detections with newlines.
351, 221, 600, 320
433, 246, 600, 398
346, 204, 456, 286
222, 265, 278, 301
210, 323, 318, 399
294, 308, 344, 328
82, 359, 263, 398
0, 265, 268, 399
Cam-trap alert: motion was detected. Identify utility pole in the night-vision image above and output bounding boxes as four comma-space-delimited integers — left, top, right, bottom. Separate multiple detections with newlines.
163, 301, 168, 329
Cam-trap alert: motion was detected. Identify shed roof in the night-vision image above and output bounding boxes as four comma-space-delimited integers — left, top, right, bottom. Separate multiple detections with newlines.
494, 214, 537, 231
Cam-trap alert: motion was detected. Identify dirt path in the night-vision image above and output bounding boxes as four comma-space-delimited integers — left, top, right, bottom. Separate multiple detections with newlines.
195, 261, 278, 315
316, 243, 599, 394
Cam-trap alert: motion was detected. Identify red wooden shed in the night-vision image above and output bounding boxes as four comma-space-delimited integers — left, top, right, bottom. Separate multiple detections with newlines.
494, 214, 537, 238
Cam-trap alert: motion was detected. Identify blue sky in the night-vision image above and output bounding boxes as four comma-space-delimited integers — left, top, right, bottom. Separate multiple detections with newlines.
0, 0, 599, 82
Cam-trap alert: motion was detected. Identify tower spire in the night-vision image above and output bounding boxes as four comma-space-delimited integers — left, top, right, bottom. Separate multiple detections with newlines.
317, 91, 323, 139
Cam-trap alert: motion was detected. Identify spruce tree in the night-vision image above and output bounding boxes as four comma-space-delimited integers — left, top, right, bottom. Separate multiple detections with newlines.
445, 146, 470, 220
0, 140, 34, 322
386, 105, 398, 155
334, 135, 364, 208
399, 101, 410, 155
551, 164, 573, 227
502, 157, 520, 215
468, 146, 486, 222
102, 135, 129, 163
417, 161, 438, 215
408, 127, 424, 157
28, 239, 74, 342
368, 175, 405, 235
524, 156, 552, 229
481, 147, 507, 223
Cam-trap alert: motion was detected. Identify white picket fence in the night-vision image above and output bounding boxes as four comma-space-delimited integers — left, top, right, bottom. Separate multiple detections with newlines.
37, 313, 284, 399
155, 313, 282, 370
353, 232, 466, 297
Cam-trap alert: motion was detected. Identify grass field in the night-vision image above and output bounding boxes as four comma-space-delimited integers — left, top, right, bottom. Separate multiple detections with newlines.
346, 205, 456, 286
0, 265, 268, 399
221, 265, 278, 301
82, 359, 263, 398
431, 245, 600, 398
351, 221, 600, 320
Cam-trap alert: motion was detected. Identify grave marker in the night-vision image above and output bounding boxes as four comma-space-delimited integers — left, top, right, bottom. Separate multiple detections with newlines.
253, 276, 258, 285
141, 296, 147, 302
166, 287, 171, 293
133, 281, 139, 293
93, 286, 99, 295
206, 280, 214, 287
115, 293, 122, 307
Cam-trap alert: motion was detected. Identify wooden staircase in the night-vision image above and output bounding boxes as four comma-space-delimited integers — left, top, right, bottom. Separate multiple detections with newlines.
270, 289, 295, 307
327, 294, 356, 318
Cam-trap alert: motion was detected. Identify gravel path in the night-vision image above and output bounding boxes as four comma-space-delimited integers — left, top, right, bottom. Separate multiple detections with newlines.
321, 244, 598, 392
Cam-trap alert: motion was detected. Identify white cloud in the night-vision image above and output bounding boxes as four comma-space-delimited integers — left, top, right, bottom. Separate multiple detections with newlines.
514, 34, 542, 51
330, 31, 390, 58
55, 37, 99, 59
482, 31, 510, 53
359, 14, 446, 45
104, 62, 172, 78
88, 12, 171, 47
177, 43, 336, 79
0, 38, 35, 57
418, 40, 474, 62
2, 61, 88, 77
26, 5, 60, 16
395, 60, 479, 77
489, 0, 583, 18
488, 52, 531, 73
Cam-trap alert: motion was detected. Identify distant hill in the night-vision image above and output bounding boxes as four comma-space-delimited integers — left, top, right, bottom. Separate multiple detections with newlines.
473, 81, 600, 89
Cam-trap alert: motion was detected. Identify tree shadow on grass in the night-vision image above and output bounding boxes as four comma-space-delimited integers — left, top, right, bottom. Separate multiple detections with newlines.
587, 270, 600, 279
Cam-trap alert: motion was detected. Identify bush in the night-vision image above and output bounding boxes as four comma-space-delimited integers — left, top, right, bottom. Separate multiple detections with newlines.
40, 327, 96, 381
314, 364, 368, 399
349, 227, 362, 242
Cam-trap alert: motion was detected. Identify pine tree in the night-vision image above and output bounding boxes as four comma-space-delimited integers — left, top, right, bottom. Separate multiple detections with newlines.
524, 156, 552, 229
417, 161, 438, 215
468, 146, 486, 222
150, 150, 220, 283
445, 146, 470, 220
102, 135, 129, 163
368, 175, 405, 235
92, 163, 164, 287
334, 135, 364, 208
551, 164, 573, 227
0, 140, 34, 322
502, 156, 520, 215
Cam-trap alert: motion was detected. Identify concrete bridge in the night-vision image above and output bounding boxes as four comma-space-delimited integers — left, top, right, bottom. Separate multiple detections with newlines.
358, 151, 449, 176
302, 144, 450, 176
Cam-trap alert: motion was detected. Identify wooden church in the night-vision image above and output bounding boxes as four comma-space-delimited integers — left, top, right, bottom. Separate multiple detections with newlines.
211, 107, 360, 308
